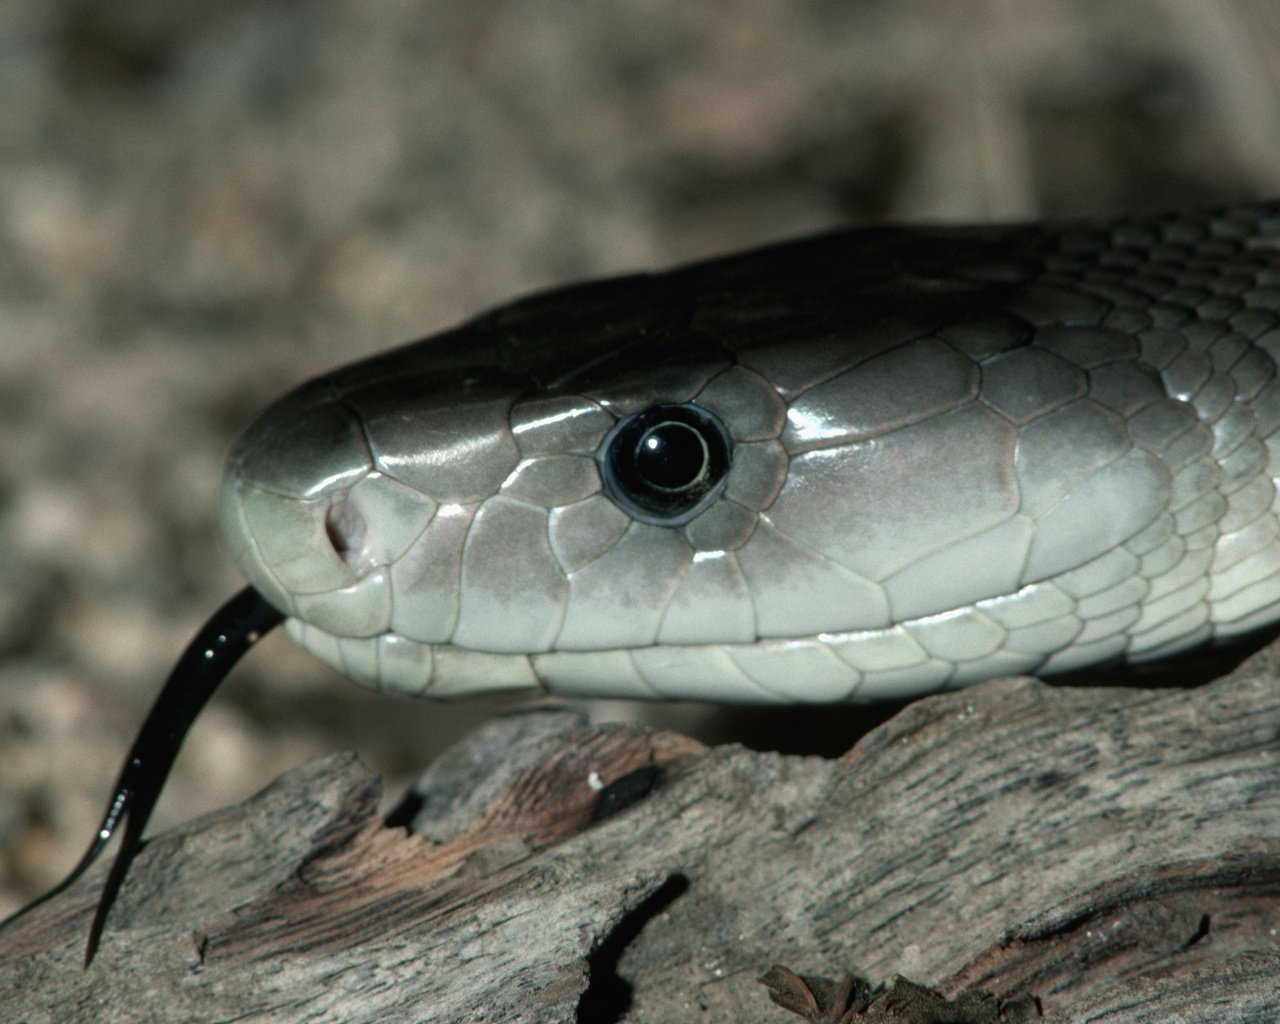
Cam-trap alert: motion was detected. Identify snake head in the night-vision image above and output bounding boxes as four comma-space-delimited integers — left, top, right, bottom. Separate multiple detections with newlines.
220, 343, 526, 645
23, 206, 1280, 969
217, 279, 802, 700
220, 211, 1280, 704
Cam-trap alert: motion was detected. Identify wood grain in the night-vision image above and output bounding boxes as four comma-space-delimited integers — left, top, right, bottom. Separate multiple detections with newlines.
2, 648, 1277, 1022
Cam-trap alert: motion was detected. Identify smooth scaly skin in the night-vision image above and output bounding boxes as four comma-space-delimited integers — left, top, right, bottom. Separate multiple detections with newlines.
11, 202, 1280, 964
219, 202, 1280, 704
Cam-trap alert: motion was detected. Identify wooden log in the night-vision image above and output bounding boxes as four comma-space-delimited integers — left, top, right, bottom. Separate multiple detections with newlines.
1, 645, 1278, 1023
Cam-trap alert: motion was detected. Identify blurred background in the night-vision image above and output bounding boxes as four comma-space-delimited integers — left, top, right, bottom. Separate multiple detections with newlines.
3, 0, 1280, 914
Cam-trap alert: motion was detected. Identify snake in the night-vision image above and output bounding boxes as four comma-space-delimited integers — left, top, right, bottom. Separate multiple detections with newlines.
7, 200, 1280, 962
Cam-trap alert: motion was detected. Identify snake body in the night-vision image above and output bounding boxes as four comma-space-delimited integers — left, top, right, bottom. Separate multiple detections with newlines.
220, 202, 1280, 704
13, 201, 1280, 963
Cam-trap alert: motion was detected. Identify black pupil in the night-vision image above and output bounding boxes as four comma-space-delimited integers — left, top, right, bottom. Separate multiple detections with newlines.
634, 421, 708, 491
598, 402, 733, 526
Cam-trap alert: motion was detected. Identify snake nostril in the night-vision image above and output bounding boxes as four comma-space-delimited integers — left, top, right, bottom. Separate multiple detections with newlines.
324, 497, 367, 566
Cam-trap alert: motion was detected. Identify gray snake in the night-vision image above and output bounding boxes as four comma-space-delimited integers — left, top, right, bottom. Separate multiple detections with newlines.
222, 200, 1280, 703
10, 200, 1280, 961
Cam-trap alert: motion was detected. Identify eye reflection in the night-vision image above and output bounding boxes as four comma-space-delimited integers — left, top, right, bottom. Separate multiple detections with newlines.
597, 403, 732, 526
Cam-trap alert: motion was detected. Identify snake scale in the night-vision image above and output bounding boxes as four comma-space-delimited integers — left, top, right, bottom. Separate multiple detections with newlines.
229, 200, 1280, 701
8, 200, 1280, 960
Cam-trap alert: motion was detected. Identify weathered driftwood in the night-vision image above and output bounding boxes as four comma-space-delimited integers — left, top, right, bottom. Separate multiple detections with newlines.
2, 644, 1279, 1024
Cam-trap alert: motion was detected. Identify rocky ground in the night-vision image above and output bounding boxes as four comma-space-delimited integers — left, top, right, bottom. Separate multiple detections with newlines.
3, 0, 1280, 915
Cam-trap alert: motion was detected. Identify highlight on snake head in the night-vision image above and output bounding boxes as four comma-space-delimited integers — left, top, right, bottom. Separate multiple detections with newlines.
9, 202, 1280, 964
221, 204, 1280, 706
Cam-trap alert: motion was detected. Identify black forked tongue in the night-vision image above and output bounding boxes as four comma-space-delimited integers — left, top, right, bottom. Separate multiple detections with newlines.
0, 586, 283, 966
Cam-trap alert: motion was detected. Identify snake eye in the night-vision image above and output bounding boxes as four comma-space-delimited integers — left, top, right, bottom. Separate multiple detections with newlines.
598, 403, 732, 525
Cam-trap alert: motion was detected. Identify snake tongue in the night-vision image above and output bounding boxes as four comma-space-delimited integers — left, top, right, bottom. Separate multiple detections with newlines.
0, 586, 283, 966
